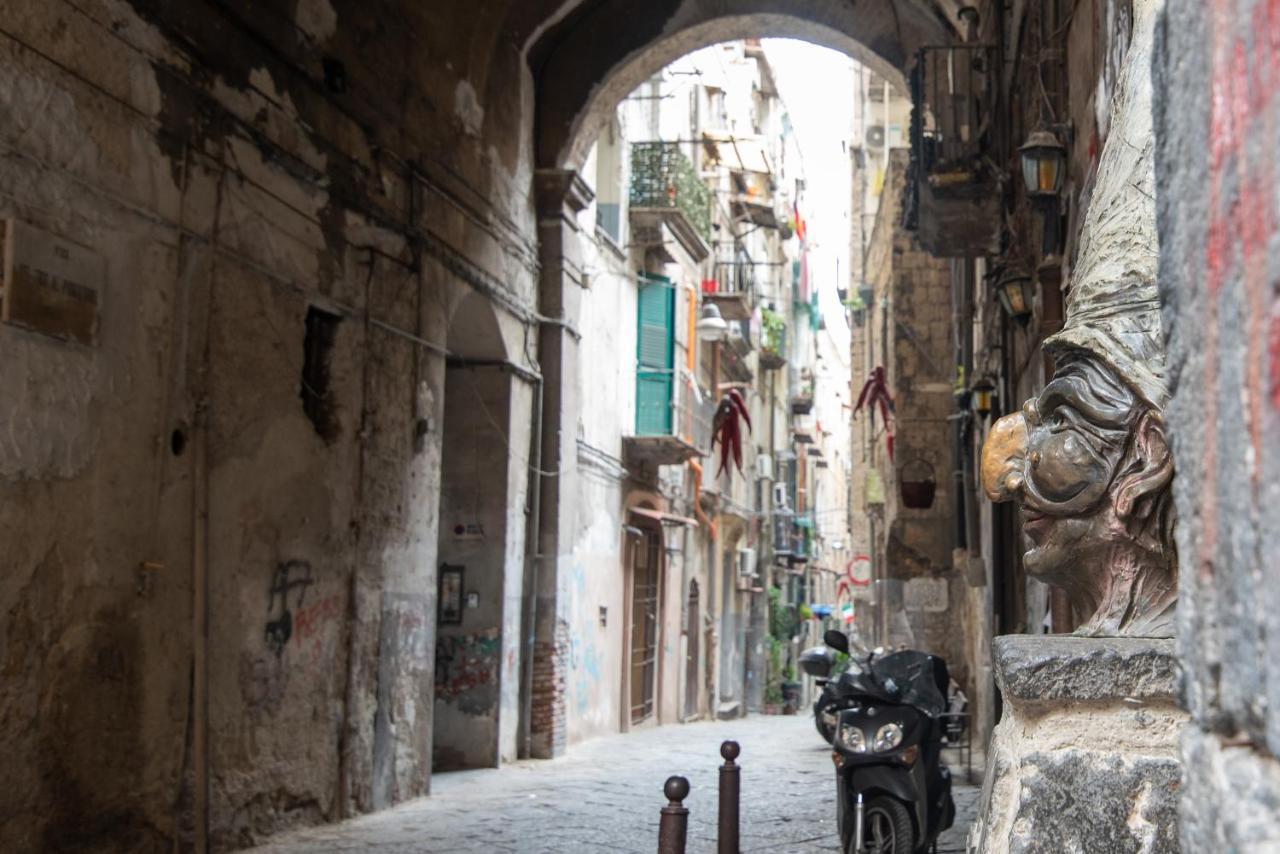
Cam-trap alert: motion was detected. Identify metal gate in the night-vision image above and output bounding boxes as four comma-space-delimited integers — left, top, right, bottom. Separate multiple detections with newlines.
631, 527, 661, 724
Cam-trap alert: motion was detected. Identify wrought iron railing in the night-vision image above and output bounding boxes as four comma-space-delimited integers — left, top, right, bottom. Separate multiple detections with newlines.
630, 142, 713, 243
634, 371, 713, 455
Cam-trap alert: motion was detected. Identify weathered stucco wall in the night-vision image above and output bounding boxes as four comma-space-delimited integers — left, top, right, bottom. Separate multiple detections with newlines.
1154, 0, 1280, 848
0, 0, 541, 849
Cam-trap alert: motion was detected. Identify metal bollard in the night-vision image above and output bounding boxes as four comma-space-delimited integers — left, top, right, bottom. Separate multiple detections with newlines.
718, 740, 740, 854
657, 775, 690, 854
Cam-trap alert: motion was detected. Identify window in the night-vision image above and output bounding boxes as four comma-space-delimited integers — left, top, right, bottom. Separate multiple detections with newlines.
635, 273, 675, 435
300, 306, 341, 441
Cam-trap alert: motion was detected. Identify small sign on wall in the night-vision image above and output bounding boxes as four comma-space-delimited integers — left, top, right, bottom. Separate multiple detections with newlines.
0, 219, 104, 345
451, 522, 484, 541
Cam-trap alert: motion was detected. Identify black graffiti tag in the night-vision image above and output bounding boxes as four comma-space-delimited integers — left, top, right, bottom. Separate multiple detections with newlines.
265, 560, 313, 657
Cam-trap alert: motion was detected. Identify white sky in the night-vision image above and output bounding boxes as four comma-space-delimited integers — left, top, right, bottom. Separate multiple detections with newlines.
763, 38, 855, 355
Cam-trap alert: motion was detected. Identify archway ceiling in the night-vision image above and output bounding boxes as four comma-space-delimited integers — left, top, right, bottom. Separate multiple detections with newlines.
527, 0, 964, 169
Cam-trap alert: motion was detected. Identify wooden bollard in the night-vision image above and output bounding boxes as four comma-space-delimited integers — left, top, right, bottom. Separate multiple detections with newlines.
718, 740, 740, 854
657, 775, 690, 854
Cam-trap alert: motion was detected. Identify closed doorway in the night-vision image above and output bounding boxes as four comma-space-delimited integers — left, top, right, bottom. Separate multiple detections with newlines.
629, 526, 661, 725
684, 580, 700, 719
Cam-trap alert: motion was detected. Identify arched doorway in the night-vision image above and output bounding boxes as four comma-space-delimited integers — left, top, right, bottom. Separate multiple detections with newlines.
432, 293, 526, 771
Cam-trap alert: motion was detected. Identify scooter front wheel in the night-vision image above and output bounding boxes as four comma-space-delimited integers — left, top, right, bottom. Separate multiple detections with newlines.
846, 796, 913, 854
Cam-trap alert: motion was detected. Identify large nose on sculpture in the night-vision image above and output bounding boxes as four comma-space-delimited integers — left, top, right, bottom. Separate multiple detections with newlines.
981, 411, 1030, 502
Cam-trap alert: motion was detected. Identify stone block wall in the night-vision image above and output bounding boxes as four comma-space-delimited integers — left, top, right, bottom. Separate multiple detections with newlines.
1154, 0, 1280, 848
856, 152, 967, 684
0, 0, 543, 849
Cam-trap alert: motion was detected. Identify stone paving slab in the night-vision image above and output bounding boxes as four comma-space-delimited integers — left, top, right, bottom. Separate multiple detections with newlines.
245, 714, 978, 853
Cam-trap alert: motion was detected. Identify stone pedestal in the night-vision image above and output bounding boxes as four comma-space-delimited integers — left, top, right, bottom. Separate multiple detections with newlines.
967, 636, 1185, 853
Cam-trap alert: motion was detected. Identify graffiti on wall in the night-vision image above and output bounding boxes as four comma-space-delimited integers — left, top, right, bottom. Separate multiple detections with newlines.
434, 630, 500, 715
566, 560, 602, 719
1201, 0, 1280, 570
264, 559, 313, 656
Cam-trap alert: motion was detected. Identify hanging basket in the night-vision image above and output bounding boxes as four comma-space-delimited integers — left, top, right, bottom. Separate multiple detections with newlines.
899, 457, 937, 509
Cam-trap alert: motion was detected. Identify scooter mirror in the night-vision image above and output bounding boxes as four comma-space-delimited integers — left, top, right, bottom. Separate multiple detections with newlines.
823, 630, 850, 654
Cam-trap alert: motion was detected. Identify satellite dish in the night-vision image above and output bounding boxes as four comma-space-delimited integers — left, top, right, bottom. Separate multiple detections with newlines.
866, 125, 886, 148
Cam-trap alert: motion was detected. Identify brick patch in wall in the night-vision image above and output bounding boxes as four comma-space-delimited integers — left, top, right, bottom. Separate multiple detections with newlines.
530, 619, 570, 758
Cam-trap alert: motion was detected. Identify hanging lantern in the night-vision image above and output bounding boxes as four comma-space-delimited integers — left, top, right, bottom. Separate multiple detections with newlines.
994, 271, 1036, 326
970, 376, 997, 417
1019, 129, 1066, 198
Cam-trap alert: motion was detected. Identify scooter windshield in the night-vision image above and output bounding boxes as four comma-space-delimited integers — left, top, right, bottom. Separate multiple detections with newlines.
868, 650, 946, 717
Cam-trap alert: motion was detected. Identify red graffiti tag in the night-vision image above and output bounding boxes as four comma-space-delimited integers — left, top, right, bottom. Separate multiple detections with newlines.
293, 594, 342, 643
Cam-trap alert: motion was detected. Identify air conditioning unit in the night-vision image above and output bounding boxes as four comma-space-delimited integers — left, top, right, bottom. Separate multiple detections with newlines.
755, 454, 773, 480
772, 483, 789, 509
866, 125, 886, 148
737, 548, 757, 578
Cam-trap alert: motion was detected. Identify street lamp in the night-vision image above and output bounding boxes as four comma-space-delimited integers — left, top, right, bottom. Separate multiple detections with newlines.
994, 270, 1036, 326
1018, 129, 1066, 198
696, 301, 728, 342
970, 376, 996, 417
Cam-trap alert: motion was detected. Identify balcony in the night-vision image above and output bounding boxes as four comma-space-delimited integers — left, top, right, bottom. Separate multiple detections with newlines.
725, 317, 754, 358
629, 142, 712, 262
729, 169, 778, 228
790, 513, 814, 564
760, 312, 787, 370
702, 252, 757, 322
623, 373, 712, 468
907, 45, 1002, 257
789, 368, 814, 414
772, 511, 795, 557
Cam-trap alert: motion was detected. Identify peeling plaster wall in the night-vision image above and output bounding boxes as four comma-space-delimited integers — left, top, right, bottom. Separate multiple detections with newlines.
0, 0, 539, 849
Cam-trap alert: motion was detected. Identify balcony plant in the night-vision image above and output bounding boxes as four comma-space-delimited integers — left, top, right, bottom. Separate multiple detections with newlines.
761, 308, 785, 355
844, 290, 867, 327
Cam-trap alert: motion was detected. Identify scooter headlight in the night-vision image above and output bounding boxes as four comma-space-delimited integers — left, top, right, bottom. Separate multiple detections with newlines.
873, 722, 903, 752
838, 723, 867, 753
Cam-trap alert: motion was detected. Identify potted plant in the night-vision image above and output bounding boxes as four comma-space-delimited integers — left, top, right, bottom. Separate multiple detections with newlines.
843, 291, 867, 327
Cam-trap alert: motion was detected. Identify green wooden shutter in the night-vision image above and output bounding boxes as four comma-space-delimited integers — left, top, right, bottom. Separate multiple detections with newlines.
635, 273, 675, 435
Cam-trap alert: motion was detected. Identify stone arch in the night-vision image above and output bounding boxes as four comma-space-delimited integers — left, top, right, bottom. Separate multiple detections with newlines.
529, 0, 958, 169
447, 292, 508, 361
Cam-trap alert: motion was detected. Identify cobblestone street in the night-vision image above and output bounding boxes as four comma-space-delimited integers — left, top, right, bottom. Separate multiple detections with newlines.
248, 714, 979, 853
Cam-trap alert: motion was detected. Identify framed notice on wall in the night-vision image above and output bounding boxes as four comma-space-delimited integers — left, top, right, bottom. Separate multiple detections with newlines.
0, 218, 104, 345
439, 564, 464, 625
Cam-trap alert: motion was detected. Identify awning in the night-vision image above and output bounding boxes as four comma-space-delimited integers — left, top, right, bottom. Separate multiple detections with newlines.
701, 132, 773, 175
629, 507, 698, 528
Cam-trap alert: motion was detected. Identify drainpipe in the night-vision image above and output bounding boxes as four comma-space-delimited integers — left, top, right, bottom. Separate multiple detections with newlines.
688, 460, 716, 539
192, 400, 209, 854
519, 372, 544, 759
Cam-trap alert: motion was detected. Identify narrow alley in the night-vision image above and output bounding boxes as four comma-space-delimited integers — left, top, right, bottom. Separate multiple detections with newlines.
246, 715, 978, 854
2, 0, 1279, 852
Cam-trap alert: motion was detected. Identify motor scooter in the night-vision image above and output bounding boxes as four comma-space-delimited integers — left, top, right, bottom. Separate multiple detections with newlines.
823, 630, 955, 854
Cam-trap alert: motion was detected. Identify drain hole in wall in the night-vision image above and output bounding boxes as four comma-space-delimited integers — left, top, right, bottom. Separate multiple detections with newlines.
170, 429, 187, 457
301, 306, 342, 442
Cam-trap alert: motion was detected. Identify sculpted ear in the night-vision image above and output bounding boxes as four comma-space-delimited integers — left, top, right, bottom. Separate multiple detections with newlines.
1114, 412, 1173, 519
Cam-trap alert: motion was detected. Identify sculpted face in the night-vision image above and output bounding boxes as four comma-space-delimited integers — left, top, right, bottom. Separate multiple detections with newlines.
980, 353, 1176, 636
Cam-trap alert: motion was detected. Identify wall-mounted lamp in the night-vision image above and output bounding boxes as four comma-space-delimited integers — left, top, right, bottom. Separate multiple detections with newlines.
994, 271, 1036, 326
696, 301, 729, 342
970, 377, 997, 417
1019, 128, 1067, 198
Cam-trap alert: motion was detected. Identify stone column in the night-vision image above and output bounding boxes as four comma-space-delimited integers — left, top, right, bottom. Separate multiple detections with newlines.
527, 169, 592, 759
967, 637, 1185, 852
